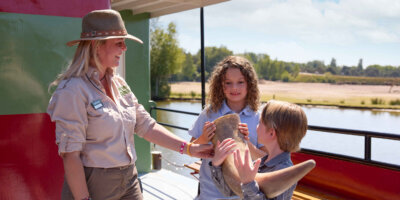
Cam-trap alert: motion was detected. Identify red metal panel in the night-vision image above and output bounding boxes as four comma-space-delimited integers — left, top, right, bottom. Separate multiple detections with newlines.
0, 0, 110, 18
0, 113, 62, 200
292, 152, 400, 200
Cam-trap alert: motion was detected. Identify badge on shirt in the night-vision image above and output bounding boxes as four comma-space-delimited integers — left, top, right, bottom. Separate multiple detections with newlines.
91, 99, 104, 110
118, 85, 131, 96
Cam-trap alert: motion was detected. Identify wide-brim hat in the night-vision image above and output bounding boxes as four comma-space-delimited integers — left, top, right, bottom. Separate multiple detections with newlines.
66, 9, 143, 46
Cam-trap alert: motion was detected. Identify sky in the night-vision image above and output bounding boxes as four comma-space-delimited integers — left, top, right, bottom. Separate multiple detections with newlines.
157, 0, 400, 67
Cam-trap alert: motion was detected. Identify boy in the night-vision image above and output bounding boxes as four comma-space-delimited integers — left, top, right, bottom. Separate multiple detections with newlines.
210, 100, 308, 200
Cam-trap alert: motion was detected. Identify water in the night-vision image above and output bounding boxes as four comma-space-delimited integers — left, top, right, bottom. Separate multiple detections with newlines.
153, 101, 400, 178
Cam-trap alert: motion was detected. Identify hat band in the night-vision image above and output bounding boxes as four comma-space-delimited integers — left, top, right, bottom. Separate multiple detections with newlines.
81, 30, 127, 38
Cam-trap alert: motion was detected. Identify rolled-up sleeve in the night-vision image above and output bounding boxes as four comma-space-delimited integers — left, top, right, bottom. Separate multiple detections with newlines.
47, 86, 88, 155
241, 181, 267, 200
210, 163, 236, 197
132, 94, 156, 137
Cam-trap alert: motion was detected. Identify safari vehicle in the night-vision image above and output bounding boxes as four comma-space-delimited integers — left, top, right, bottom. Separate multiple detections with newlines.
0, 0, 399, 199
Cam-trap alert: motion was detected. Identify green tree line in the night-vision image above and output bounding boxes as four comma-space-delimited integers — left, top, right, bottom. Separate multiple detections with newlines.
150, 22, 400, 99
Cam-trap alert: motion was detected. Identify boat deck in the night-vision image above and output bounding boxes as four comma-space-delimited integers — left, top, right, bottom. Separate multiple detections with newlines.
139, 169, 341, 200
139, 169, 199, 199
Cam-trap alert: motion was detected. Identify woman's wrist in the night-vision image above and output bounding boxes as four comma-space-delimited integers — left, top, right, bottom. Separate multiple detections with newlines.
185, 142, 193, 156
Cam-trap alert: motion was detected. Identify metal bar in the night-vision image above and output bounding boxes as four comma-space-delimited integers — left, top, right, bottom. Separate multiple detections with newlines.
151, 106, 199, 116
200, 7, 206, 109
157, 122, 189, 131
365, 136, 371, 161
308, 125, 400, 140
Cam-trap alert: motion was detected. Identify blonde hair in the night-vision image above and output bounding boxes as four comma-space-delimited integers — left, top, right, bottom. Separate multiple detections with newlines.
48, 40, 105, 92
207, 56, 260, 113
261, 100, 308, 152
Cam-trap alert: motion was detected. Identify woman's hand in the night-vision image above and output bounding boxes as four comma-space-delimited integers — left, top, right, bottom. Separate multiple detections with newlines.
212, 138, 237, 166
189, 143, 214, 159
238, 123, 250, 141
196, 121, 216, 144
234, 149, 261, 184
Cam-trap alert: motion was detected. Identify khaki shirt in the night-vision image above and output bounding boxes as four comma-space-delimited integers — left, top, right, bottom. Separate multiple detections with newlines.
47, 67, 155, 168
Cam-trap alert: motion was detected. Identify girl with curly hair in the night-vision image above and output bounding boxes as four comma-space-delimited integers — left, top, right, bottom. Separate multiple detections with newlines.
188, 55, 266, 199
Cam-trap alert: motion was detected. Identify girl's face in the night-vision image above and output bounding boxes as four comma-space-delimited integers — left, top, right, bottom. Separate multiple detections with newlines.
97, 38, 127, 69
222, 67, 248, 105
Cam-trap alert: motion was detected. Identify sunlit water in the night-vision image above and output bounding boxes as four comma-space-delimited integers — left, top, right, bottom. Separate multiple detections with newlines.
153, 101, 400, 179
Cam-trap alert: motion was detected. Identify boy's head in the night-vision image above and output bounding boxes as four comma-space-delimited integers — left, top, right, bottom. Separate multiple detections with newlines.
260, 100, 308, 152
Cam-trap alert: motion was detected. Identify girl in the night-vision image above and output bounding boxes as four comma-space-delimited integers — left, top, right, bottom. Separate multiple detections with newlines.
189, 56, 266, 199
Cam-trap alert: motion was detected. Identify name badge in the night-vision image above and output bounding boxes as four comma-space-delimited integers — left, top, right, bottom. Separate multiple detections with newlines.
91, 99, 104, 110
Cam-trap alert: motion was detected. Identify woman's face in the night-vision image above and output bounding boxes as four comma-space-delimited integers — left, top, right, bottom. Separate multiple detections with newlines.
222, 67, 248, 105
97, 38, 127, 69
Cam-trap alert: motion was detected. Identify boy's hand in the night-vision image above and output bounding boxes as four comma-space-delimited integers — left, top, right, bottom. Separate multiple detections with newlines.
238, 123, 250, 141
234, 149, 261, 184
212, 138, 237, 166
197, 121, 216, 144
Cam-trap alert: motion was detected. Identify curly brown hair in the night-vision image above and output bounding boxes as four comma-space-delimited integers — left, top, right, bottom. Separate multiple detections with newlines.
207, 56, 260, 113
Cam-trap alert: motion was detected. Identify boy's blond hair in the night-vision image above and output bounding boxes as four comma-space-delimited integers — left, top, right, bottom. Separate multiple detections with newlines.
261, 100, 308, 152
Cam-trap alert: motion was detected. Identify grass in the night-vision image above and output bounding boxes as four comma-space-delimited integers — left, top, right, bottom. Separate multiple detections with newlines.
171, 92, 400, 109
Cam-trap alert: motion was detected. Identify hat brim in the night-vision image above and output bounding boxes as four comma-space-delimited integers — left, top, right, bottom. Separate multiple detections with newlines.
66, 34, 143, 46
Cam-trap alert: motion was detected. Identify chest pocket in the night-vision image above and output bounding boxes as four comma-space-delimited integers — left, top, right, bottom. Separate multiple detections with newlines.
119, 95, 137, 128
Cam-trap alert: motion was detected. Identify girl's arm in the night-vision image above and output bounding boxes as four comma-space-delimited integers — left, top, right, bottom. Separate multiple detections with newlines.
192, 121, 216, 144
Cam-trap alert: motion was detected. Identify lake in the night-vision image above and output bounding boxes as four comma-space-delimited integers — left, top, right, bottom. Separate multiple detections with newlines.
152, 100, 400, 178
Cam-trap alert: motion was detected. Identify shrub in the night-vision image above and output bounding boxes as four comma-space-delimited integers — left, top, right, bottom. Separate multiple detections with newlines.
371, 98, 385, 105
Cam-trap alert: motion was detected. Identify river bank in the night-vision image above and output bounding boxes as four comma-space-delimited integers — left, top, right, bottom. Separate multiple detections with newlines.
169, 81, 400, 110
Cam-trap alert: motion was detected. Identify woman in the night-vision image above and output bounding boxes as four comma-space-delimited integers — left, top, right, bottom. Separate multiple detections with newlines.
47, 9, 213, 200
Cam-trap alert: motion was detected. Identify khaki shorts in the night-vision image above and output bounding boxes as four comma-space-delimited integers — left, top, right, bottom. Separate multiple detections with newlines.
61, 164, 142, 200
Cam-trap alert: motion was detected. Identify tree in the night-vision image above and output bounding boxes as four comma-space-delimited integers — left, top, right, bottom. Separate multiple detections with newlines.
195, 46, 232, 80
357, 59, 363, 70
179, 52, 198, 81
150, 22, 184, 99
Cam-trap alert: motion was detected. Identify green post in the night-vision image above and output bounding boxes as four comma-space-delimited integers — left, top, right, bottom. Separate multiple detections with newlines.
120, 10, 152, 173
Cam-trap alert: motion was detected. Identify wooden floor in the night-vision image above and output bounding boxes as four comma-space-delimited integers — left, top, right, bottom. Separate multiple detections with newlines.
139, 169, 342, 200
139, 169, 199, 200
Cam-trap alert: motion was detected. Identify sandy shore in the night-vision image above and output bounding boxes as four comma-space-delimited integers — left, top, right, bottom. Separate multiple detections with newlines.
170, 81, 400, 107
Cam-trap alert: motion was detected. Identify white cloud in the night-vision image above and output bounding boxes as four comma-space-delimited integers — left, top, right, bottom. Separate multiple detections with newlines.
158, 0, 400, 66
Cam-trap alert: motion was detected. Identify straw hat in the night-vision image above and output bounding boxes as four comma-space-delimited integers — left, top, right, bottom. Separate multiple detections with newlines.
66, 9, 143, 46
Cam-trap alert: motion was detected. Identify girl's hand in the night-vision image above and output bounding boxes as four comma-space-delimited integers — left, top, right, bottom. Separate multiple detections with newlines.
238, 123, 250, 141
212, 138, 237, 166
196, 121, 216, 144
234, 149, 261, 184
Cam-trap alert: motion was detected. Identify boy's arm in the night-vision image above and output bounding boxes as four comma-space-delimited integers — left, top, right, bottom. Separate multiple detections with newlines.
209, 163, 236, 197
241, 181, 268, 200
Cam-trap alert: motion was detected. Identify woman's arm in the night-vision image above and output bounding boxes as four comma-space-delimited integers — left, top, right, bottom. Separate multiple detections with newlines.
62, 151, 89, 200
143, 123, 214, 158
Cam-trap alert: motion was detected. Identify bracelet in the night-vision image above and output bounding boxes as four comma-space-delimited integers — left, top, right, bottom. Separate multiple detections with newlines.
186, 142, 192, 157
179, 142, 186, 154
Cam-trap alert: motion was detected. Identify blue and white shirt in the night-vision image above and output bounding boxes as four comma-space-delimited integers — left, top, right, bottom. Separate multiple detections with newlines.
189, 101, 261, 200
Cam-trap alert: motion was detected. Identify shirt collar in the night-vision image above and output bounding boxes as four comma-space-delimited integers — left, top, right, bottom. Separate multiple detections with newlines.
220, 100, 256, 116
260, 152, 291, 168
86, 67, 114, 81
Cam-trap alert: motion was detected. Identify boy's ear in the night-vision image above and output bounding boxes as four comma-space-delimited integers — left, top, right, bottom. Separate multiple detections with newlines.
269, 128, 276, 138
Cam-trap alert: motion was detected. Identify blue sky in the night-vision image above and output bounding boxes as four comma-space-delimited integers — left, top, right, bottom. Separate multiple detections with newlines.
157, 0, 400, 67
